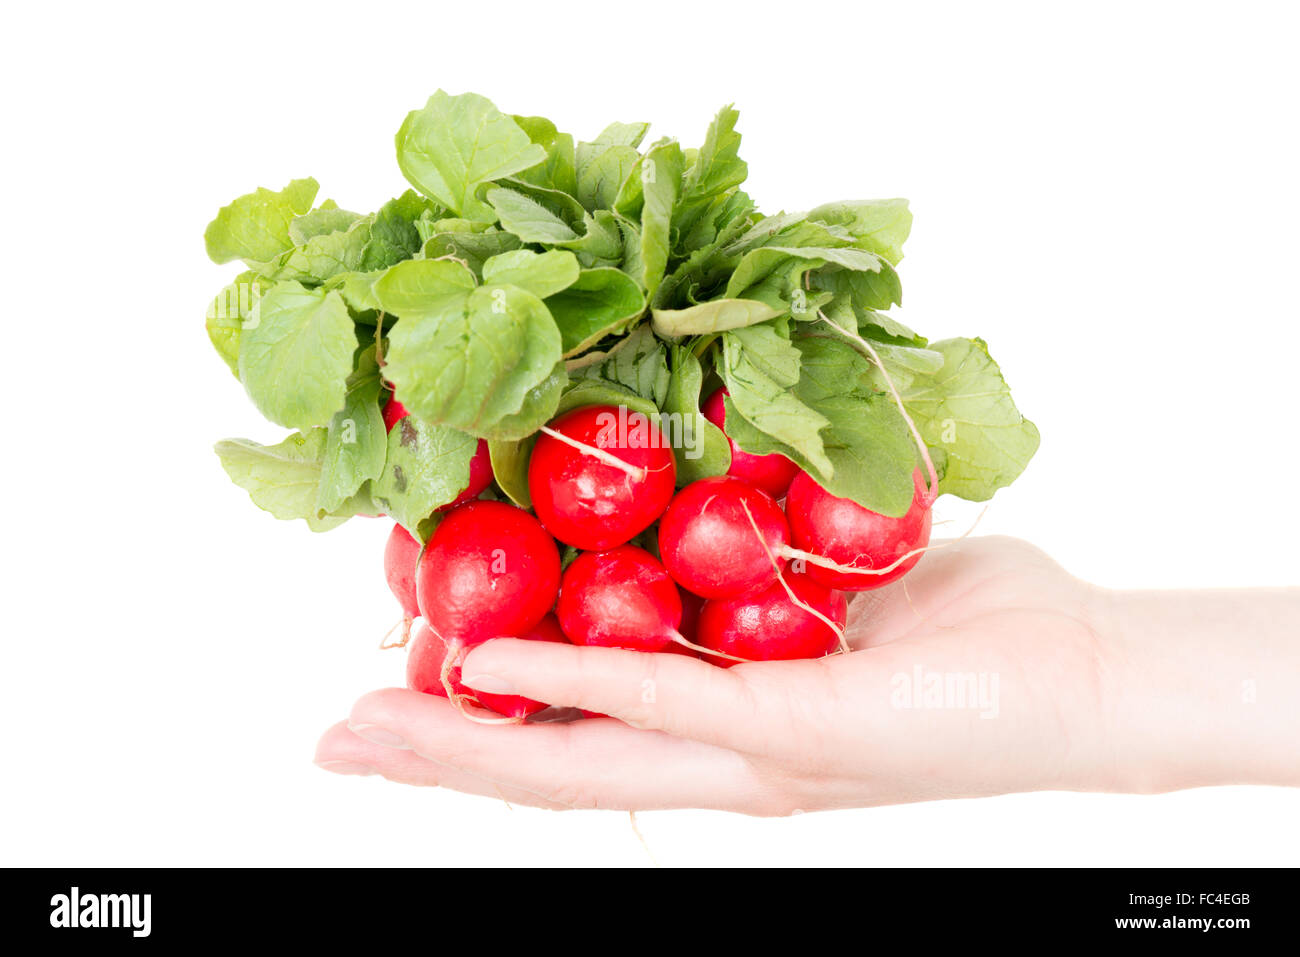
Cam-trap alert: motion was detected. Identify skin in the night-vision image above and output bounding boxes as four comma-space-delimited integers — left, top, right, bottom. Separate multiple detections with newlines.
316, 537, 1300, 813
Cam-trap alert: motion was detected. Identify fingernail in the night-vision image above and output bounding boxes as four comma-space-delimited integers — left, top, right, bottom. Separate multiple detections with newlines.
463, 674, 516, 694
348, 723, 408, 749
315, 760, 375, 776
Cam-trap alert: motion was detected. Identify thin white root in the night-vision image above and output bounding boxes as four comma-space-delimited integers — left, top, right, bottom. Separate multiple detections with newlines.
539, 426, 647, 481
379, 616, 412, 650
739, 501, 851, 656
670, 631, 753, 664
780, 505, 988, 580
628, 811, 659, 868
816, 312, 939, 505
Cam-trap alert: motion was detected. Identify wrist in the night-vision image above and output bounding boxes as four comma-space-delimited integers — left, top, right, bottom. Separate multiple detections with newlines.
1092, 586, 1300, 793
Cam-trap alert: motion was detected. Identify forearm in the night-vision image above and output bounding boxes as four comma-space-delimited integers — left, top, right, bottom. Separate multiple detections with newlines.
1096, 586, 1300, 792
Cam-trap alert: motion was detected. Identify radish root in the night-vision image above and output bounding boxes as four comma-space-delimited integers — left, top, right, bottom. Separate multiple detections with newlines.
781, 505, 987, 580
628, 810, 660, 867
739, 501, 851, 656
669, 630, 753, 664
539, 426, 647, 481
379, 616, 413, 650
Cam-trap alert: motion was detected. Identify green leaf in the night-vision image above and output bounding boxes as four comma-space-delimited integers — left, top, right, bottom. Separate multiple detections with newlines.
807, 199, 913, 265
545, 267, 645, 356
590, 121, 650, 148
316, 345, 387, 513
395, 91, 546, 222
663, 346, 730, 485
205, 272, 268, 376
482, 360, 566, 441
383, 283, 563, 437
573, 324, 670, 408
482, 249, 580, 299
268, 218, 373, 284
684, 106, 747, 203
897, 338, 1039, 501
674, 106, 747, 241
811, 260, 902, 312
290, 205, 361, 244
237, 282, 356, 431
722, 336, 917, 516
204, 178, 319, 266
558, 377, 660, 418
487, 434, 538, 510
576, 139, 641, 212
361, 191, 440, 270
371, 258, 477, 315
486, 187, 580, 243
215, 430, 349, 531
637, 140, 684, 298
371, 416, 480, 535
720, 325, 833, 476
419, 227, 522, 273
651, 298, 782, 336
511, 114, 578, 196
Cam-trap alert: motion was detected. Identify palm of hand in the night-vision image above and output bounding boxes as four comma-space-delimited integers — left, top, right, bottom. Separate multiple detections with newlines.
735, 536, 1110, 812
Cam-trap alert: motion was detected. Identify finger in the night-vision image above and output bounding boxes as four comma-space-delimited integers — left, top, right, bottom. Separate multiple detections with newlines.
459, 638, 777, 751
346, 688, 772, 813
314, 720, 572, 810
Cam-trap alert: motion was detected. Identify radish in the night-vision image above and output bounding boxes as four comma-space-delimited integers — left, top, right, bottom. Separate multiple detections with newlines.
382, 396, 409, 432
657, 476, 790, 599
785, 468, 932, 591
384, 523, 422, 619
473, 614, 568, 719
440, 440, 494, 511
696, 573, 847, 667
406, 619, 475, 701
385, 394, 494, 510
678, 589, 705, 645
701, 387, 799, 498
556, 545, 682, 653
416, 500, 560, 647
528, 405, 676, 550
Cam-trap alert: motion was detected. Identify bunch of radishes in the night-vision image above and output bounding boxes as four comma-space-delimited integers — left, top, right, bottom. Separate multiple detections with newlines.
205, 92, 1039, 723
384, 392, 932, 721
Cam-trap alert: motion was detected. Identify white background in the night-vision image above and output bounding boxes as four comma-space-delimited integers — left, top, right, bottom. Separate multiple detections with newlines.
3, 0, 1297, 866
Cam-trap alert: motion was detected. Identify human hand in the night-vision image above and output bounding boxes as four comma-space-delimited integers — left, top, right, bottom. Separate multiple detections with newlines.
316, 536, 1165, 812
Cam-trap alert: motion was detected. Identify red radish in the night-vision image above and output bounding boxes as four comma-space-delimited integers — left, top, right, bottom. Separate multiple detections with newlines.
786, 468, 932, 591
385, 395, 494, 511
406, 620, 475, 701
416, 500, 561, 647
657, 476, 790, 599
697, 573, 847, 667
383, 396, 409, 432
473, 614, 568, 719
678, 589, 705, 645
701, 388, 799, 498
557, 545, 681, 652
439, 439, 494, 511
528, 405, 676, 550
384, 523, 422, 619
